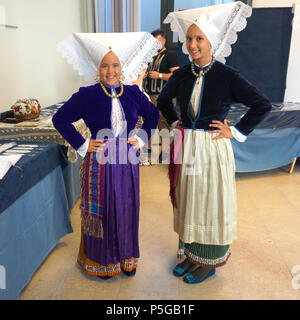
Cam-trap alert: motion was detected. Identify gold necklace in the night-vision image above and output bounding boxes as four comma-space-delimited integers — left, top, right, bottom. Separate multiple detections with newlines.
99, 81, 124, 98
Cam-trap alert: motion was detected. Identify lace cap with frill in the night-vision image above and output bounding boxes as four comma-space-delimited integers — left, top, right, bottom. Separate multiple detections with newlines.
164, 1, 252, 63
57, 32, 162, 85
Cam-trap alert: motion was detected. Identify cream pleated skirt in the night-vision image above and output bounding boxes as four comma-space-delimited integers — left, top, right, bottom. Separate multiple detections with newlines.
173, 129, 237, 246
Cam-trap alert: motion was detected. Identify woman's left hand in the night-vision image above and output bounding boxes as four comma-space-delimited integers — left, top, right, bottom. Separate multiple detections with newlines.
127, 137, 139, 149
209, 120, 233, 140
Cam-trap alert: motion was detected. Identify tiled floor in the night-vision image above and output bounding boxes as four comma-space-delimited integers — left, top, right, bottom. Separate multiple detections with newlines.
20, 162, 300, 300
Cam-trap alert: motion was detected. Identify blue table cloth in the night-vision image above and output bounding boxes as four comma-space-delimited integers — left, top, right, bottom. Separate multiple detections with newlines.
227, 104, 300, 172
0, 141, 81, 214
0, 141, 74, 300
0, 141, 63, 214
232, 127, 300, 172
59, 145, 81, 211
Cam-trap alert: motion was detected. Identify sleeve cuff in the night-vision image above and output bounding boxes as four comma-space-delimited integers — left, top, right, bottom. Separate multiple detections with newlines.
77, 138, 90, 157
229, 126, 247, 143
133, 135, 145, 149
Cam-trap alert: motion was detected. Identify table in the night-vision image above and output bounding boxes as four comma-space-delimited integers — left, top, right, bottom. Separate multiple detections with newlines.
226, 102, 300, 173
0, 103, 84, 210
0, 103, 90, 163
0, 141, 74, 300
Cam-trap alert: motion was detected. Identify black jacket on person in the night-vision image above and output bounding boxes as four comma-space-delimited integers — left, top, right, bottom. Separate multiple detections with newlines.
157, 61, 272, 136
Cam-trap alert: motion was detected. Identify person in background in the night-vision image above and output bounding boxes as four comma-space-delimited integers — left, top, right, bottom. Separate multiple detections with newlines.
143, 29, 179, 163
158, 2, 272, 284
143, 29, 179, 109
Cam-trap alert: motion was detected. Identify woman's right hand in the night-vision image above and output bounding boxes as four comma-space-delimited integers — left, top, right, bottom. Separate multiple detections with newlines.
87, 139, 106, 153
171, 118, 182, 130
176, 118, 182, 129
132, 68, 147, 86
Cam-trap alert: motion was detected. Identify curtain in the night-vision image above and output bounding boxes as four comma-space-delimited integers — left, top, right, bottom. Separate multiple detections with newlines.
111, 0, 123, 32
126, 0, 140, 32
82, 0, 96, 32
95, 0, 140, 32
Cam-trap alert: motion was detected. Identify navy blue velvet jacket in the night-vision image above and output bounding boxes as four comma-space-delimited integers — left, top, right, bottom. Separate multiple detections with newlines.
157, 61, 272, 135
52, 83, 159, 150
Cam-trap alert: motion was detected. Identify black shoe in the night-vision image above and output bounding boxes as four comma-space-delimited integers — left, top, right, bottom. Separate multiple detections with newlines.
97, 275, 112, 280
122, 269, 136, 277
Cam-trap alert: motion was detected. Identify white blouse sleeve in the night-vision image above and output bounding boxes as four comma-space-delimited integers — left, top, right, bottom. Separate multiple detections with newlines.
77, 138, 90, 157
229, 126, 247, 143
132, 135, 145, 149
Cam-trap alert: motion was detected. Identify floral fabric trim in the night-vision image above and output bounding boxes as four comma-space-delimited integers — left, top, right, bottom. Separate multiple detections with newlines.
177, 240, 231, 269
182, 247, 231, 269
77, 256, 138, 277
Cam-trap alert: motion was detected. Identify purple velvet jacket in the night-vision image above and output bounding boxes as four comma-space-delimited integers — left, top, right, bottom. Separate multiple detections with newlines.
52, 83, 159, 150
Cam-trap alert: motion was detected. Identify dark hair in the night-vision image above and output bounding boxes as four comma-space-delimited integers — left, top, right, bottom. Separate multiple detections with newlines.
151, 29, 165, 38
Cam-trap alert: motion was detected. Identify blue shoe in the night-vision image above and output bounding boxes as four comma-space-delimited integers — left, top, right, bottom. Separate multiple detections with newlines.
122, 269, 136, 277
97, 275, 112, 280
173, 264, 193, 277
183, 269, 216, 284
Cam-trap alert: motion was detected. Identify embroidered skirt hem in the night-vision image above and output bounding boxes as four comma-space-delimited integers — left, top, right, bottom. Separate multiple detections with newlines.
78, 228, 138, 277
77, 256, 138, 277
177, 239, 230, 269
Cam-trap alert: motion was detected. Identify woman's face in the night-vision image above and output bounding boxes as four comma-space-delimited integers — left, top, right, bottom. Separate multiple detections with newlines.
186, 24, 212, 65
99, 51, 122, 86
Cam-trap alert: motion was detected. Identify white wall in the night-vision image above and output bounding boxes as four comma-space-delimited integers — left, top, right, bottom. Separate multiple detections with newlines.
0, 0, 87, 112
253, 0, 300, 102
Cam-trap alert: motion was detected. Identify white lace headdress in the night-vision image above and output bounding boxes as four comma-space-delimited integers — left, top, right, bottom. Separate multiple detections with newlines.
57, 32, 162, 84
164, 1, 252, 63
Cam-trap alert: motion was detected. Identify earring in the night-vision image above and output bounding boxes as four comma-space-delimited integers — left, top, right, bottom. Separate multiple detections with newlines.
94, 74, 100, 83
120, 72, 125, 83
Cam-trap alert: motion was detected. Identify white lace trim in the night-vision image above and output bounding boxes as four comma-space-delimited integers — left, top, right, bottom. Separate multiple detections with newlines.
57, 34, 96, 83
212, 2, 252, 63
164, 13, 186, 42
122, 33, 162, 85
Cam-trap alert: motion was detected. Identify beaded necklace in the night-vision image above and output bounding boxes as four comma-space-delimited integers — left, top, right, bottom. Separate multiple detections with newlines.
191, 57, 215, 84
99, 81, 124, 98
